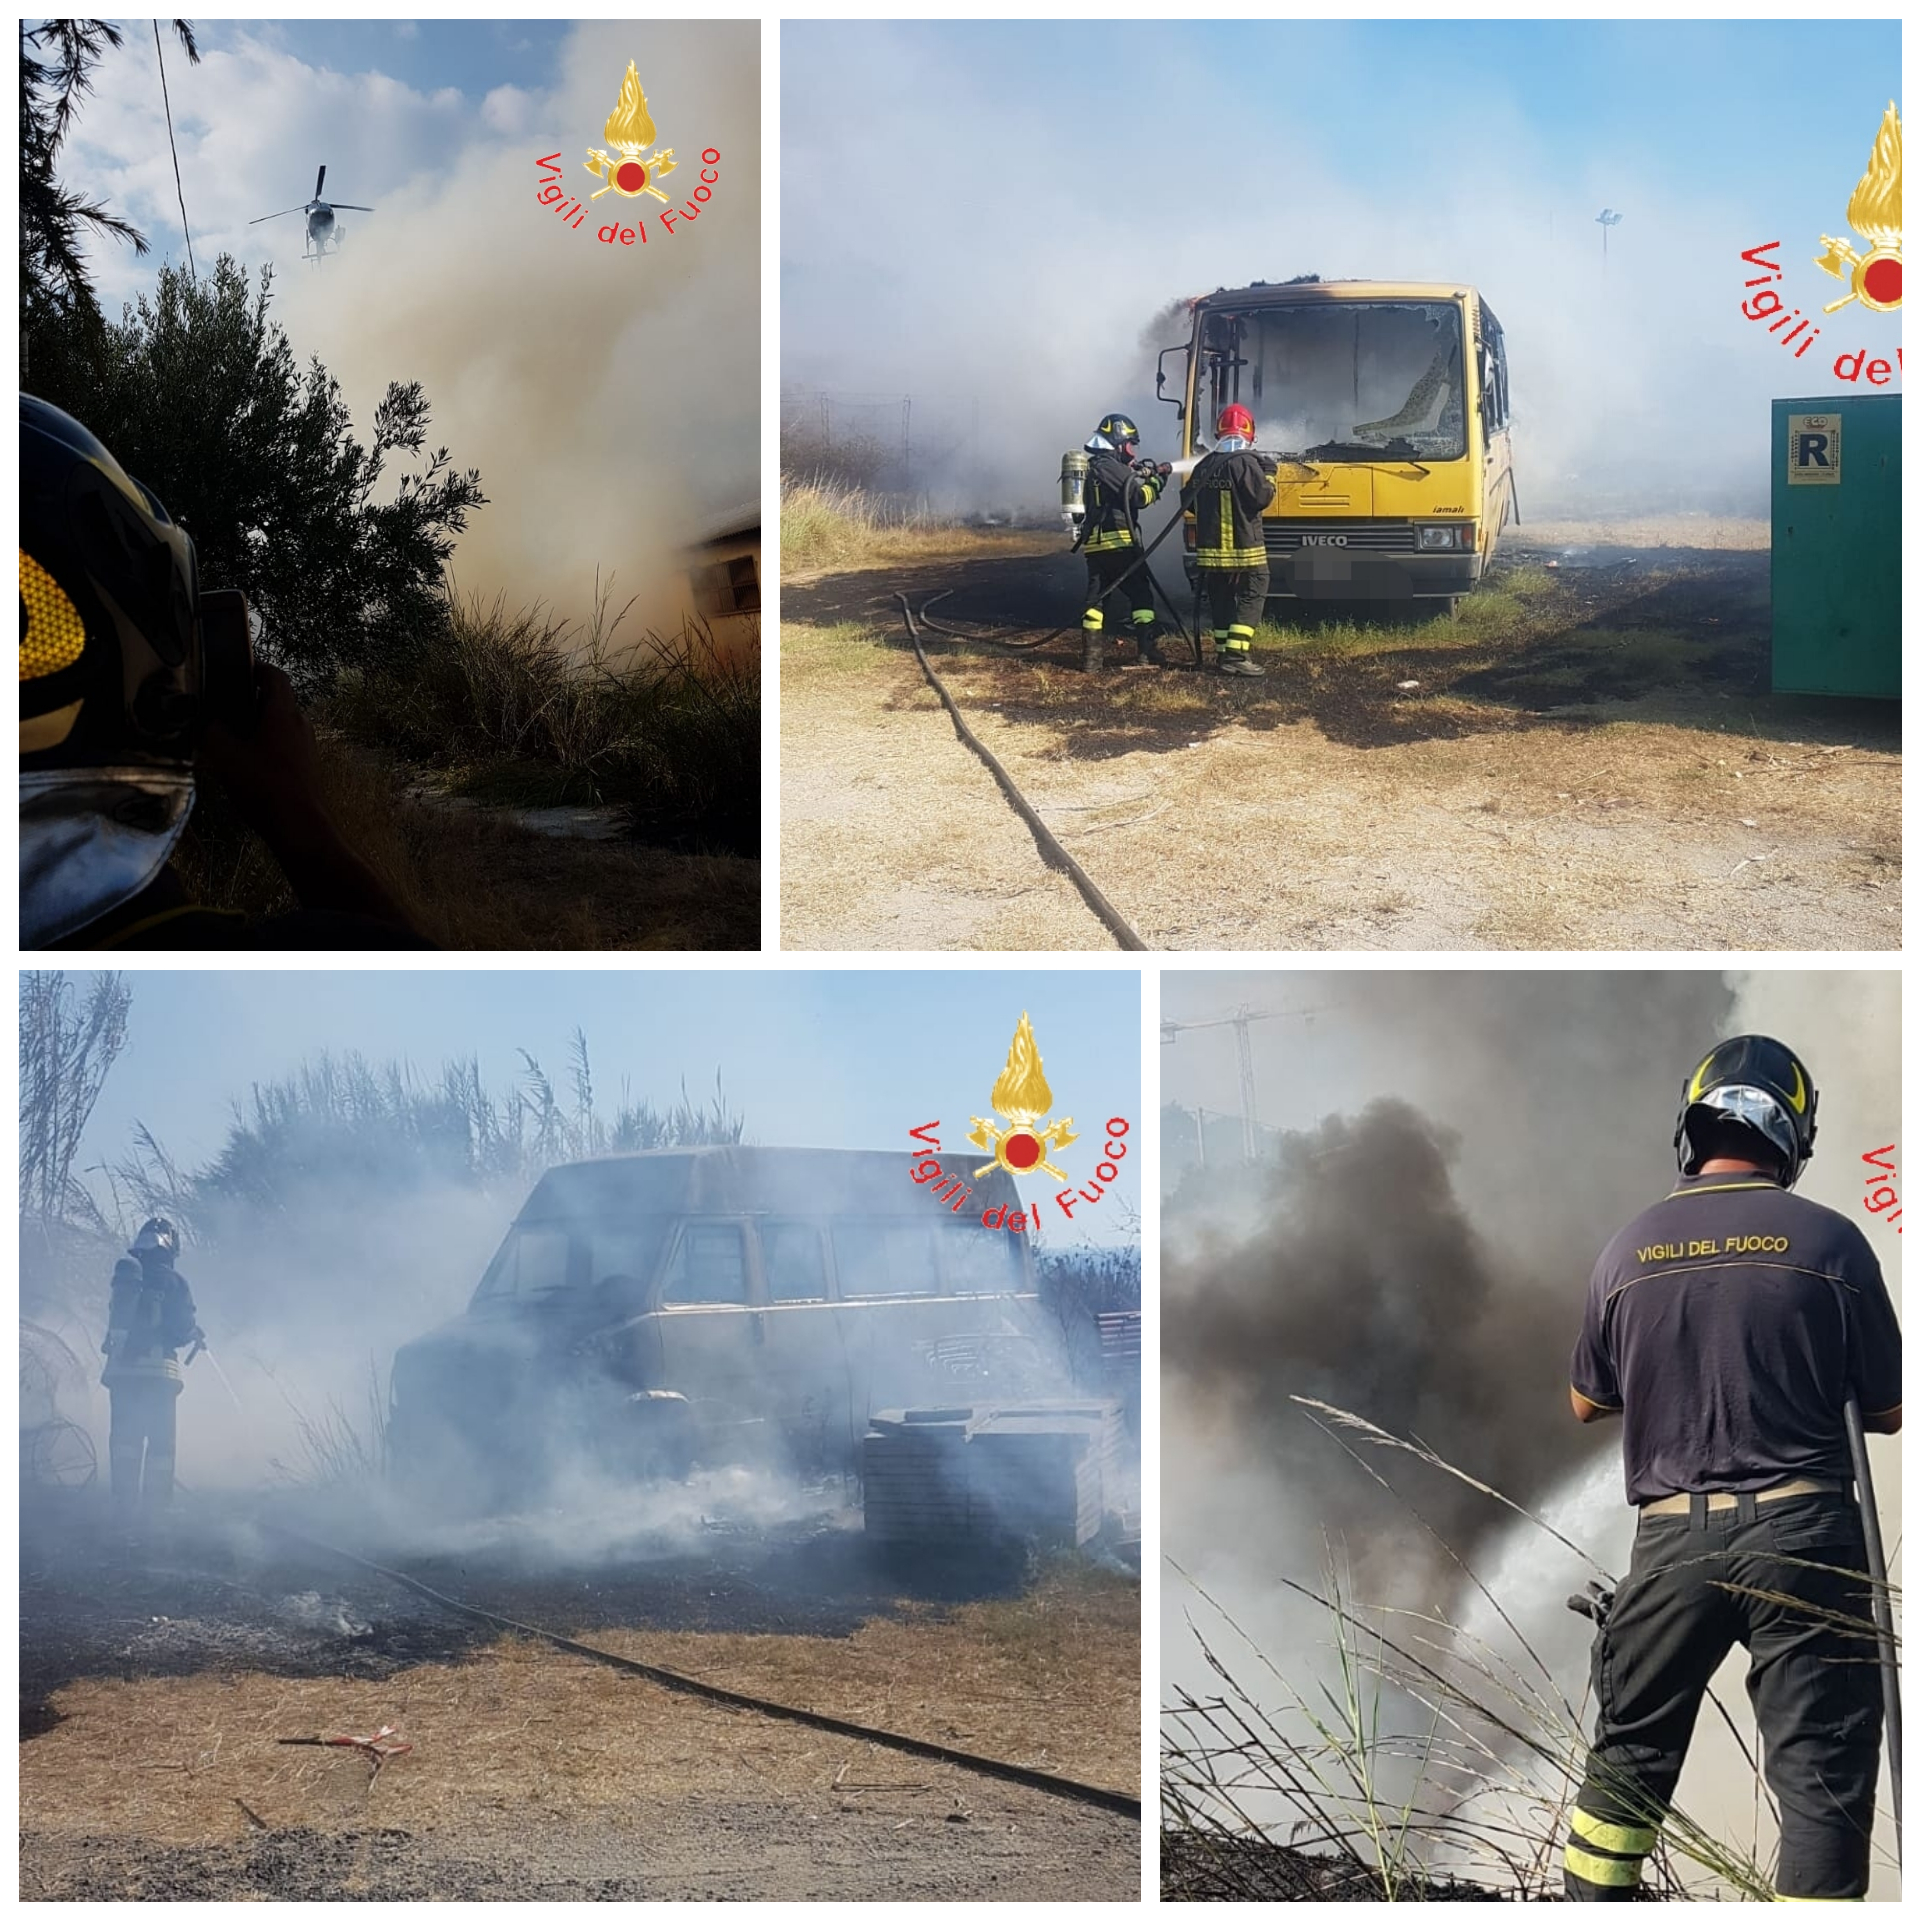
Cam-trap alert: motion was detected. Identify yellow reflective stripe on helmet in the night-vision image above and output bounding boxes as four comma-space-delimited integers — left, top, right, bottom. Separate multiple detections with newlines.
20, 551, 86, 681
1565, 1845, 1645, 1889
1570, 1809, 1659, 1856
1783, 1062, 1808, 1114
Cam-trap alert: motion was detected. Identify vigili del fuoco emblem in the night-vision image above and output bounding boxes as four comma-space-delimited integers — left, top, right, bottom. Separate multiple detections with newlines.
970, 1013, 1079, 1180
1815, 101, 1901, 313
585, 61, 675, 203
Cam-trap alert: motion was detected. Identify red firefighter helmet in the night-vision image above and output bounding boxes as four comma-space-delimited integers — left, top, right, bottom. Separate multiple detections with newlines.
1215, 404, 1256, 443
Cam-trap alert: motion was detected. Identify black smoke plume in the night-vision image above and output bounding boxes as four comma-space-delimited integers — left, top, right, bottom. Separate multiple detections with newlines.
1163, 970, 1737, 1599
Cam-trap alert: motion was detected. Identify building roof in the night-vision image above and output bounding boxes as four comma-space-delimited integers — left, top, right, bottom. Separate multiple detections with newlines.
690, 503, 760, 551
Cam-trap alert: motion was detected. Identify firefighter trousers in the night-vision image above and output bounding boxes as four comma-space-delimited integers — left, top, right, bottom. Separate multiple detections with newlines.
1199, 565, 1269, 663
109, 1377, 181, 1516
1082, 547, 1159, 670
1565, 1492, 1881, 1901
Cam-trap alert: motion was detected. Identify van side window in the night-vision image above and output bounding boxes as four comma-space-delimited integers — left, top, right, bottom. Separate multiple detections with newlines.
763, 1223, 827, 1303
661, 1224, 750, 1307
942, 1226, 1021, 1295
835, 1224, 941, 1298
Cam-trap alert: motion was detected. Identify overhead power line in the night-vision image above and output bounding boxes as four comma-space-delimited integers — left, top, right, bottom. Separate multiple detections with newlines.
154, 21, 195, 279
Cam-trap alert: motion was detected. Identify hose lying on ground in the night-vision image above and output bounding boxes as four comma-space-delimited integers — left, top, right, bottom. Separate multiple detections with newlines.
265, 1522, 1143, 1822
917, 508, 1200, 661
896, 592, 1148, 953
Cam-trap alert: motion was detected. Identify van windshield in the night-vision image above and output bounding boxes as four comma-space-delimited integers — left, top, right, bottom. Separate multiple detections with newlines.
475, 1226, 572, 1297
474, 1220, 668, 1300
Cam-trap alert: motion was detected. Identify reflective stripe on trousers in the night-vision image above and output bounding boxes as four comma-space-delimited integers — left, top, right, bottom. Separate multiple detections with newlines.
1563, 1806, 1660, 1898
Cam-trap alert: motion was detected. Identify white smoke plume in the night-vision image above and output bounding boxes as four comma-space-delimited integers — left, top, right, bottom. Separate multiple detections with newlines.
784, 24, 1899, 519
69, 21, 760, 636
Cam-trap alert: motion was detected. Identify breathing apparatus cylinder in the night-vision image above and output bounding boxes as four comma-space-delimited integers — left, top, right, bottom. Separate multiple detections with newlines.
1059, 450, 1089, 536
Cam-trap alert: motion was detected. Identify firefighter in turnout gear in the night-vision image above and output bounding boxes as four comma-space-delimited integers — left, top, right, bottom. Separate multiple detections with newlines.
101, 1217, 204, 1518
1564, 1036, 1900, 1902
1183, 404, 1275, 676
1077, 412, 1169, 673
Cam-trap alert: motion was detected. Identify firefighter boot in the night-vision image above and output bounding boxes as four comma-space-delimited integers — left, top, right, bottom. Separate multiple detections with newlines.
1130, 611, 1164, 668
1217, 625, 1265, 677
1081, 613, 1106, 674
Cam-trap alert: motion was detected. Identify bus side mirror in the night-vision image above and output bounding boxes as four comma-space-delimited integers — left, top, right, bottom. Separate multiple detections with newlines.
1156, 343, 1189, 418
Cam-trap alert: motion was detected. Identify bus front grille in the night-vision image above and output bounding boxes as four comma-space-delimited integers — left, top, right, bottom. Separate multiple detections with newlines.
1266, 521, 1419, 554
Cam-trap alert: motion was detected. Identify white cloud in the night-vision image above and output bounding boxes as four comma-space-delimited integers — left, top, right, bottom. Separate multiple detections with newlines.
481, 84, 532, 136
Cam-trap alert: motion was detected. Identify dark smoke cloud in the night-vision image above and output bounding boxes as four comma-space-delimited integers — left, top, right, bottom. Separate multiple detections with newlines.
1167, 1100, 1603, 1587
1163, 970, 1737, 1604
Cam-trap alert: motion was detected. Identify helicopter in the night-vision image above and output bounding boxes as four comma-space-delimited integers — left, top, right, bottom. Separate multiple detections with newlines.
249, 164, 373, 259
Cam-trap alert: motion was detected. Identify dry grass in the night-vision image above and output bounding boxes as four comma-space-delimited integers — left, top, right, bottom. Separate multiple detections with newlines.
324, 590, 760, 856
585, 1557, 1140, 1792
780, 478, 1058, 578
780, 621, 1116, 950
175, 733, 759, 950
1522, 514, 1771, 550
22, 1563, 1139, 1850
780, 587, 1896, 952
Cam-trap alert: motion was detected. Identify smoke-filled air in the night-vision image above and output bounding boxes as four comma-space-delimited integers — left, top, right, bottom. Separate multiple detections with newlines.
783, 21, 1901, 517
69, 20, 759, 634
20, 970, 1143, 1898
1161, 969, 1901, 1897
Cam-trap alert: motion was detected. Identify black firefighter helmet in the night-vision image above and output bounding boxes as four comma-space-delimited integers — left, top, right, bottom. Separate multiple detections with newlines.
1674, 1034, 1818, 1185
19, 395, 254, 945
131, 1216, 180, 1262
1089, 412, 1141, 457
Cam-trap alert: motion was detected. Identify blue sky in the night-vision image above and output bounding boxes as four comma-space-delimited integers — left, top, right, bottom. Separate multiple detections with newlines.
783, 19, 1901, 509
57, 970, 1143, 1239
189, 20, 567, 99
786, 18, 1897, 259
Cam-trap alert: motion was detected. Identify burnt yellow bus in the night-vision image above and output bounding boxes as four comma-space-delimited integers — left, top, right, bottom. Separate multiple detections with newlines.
1157, 278, 1516, 610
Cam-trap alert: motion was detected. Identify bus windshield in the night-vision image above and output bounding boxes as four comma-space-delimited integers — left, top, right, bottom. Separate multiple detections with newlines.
1201, 301, 1467, 462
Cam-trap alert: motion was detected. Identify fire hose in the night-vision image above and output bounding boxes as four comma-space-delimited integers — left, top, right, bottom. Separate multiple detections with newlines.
895, 591, 1148, 952
264, 1523, 1142, 1822
1845, 1392, 1901, 1861
913, 503, 1201, 661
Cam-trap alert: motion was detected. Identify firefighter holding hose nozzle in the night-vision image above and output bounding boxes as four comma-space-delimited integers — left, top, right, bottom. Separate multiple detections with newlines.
1183, 404, 1276, 677
102, 1217, 204, 1519
1077, 412, 1169, 674
1564, 1036, 1901, 1902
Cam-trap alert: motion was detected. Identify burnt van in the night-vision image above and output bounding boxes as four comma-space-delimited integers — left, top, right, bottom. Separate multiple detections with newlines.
388, 1147, 1066, 1506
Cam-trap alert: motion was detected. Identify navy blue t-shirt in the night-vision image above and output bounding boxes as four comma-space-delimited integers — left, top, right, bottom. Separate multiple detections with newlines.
1572, 1171, 1902, 1505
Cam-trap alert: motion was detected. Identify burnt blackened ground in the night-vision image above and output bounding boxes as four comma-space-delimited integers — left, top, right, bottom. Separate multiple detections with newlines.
20, 1498, 489, 1740
20, 1488, 1039, 1741
1162, 1832, 1530, 1902
784, 536, 1894, 760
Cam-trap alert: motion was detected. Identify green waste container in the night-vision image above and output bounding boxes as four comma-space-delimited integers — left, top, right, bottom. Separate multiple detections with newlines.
1770, 394, 1900, 698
